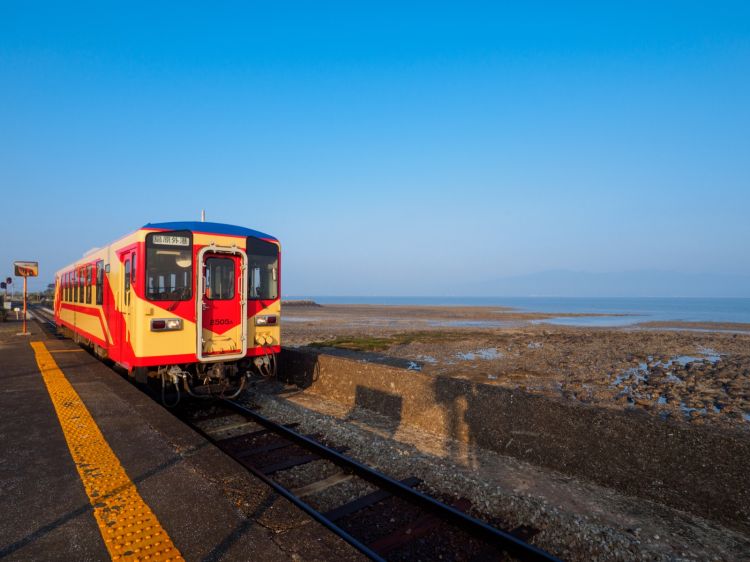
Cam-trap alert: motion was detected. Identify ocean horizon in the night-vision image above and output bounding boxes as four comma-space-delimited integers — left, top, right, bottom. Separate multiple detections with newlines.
285, 296, 750, 326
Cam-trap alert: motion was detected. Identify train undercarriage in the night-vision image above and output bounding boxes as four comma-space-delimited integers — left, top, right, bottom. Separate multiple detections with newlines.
147, 351, 278, 406
60, 324, 277, 406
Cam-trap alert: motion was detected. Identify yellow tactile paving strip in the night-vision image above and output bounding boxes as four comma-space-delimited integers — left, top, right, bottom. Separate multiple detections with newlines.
30, 341, 184, 561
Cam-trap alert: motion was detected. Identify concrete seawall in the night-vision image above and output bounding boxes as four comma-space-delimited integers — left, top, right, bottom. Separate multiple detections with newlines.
280, 347, 750, 533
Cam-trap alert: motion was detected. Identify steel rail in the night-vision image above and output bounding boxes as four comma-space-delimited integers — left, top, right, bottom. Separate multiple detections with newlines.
226, 452, 386, 561
187, 409, 385, 561
29, 306, 57, 329
221, 398, 562, 562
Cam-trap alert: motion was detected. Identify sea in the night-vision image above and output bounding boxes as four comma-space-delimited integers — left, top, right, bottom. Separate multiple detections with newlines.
286, 296, 750, 327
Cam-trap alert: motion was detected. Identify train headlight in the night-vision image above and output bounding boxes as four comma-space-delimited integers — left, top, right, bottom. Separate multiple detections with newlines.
255, 315, 278, 326
151, 318, 183, 331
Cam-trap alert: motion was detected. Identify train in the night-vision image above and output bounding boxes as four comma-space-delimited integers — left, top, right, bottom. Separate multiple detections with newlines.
54, 221, 280, 403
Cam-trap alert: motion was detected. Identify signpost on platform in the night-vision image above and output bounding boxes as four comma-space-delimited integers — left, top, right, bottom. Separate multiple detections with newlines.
13, 261, 38, 336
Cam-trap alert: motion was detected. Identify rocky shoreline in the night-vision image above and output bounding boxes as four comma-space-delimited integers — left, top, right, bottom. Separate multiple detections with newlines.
280, 304, 750, 430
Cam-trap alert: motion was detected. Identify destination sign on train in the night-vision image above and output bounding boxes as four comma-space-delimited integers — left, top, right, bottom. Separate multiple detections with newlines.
152, 235, 190, 246
14, 261, 39, 277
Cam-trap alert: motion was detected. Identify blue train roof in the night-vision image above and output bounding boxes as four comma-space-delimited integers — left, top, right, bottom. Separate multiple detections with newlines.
143, 221, 277, 241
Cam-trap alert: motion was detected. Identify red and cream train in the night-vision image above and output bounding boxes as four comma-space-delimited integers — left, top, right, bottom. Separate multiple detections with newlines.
54, 221, 280, 400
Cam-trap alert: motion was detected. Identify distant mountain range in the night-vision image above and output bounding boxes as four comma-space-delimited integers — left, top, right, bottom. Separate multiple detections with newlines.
473, 269, 750, 298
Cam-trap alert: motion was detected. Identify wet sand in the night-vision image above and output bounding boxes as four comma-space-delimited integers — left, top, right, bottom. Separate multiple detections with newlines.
281, 303, 750, 429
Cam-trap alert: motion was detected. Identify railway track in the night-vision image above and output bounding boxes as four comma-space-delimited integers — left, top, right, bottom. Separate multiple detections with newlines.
30, 310, 561, 561
179, 399, 561, 561
29, 306, 61, 334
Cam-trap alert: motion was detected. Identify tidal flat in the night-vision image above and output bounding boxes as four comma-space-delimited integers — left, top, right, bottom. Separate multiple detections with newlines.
282, 303, 750, 429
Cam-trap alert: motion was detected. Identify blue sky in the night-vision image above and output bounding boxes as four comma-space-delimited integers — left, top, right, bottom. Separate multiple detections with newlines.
2, 2, 749, 296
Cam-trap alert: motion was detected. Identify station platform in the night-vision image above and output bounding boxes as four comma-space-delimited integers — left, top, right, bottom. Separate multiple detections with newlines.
0, 318, 360, 561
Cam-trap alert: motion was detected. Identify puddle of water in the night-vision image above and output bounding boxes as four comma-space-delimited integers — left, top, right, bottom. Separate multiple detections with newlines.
429, 320, 517, 328
696, 346, 722, 363
478, 348, 502, 360
456, 348, 502, 361
679, 401, 707, 418
487, 374, 498, 380
615, 349, 722, 389
672, 355, 702, 366
613, 364, 648, 387
416, 354, 437, 364
527, 342, 543, 350
282, 316, 323, 323
653, 349, 722, 368
407, 361, 421, 371
534, 315, 645, 327
642, 327, 750, 334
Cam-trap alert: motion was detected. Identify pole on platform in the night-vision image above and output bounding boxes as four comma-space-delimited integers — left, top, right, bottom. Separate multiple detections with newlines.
22, 277, 28, 335
13, 262, 37, 336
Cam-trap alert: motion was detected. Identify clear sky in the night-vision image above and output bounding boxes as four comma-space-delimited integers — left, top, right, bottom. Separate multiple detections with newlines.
2, 2, 749, 296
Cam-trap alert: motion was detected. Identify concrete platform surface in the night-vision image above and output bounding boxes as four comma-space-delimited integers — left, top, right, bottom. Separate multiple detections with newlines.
0, 318, 361, 561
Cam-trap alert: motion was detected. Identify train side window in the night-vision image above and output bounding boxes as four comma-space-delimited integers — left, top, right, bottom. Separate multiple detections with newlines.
247, 237, 279, 300
86, 265, 92, 304
96, 261, 103, 305
71, 271, 76, 303
79, 268, 84, 303
67, 272, 71, 302
124, 259, 131, 305
63, 273, 67, 301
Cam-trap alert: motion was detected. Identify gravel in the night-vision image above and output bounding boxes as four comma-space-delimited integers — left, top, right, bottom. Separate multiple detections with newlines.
241, 382, 750, 561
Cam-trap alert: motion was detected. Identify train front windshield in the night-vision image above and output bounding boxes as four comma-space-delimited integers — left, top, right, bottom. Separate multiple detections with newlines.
247, 237, 279, 300
146, 232, 193, 301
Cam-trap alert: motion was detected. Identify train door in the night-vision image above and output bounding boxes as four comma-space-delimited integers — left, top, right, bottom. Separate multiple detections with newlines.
196, 246, 247, 362
120, 250, 136, 362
